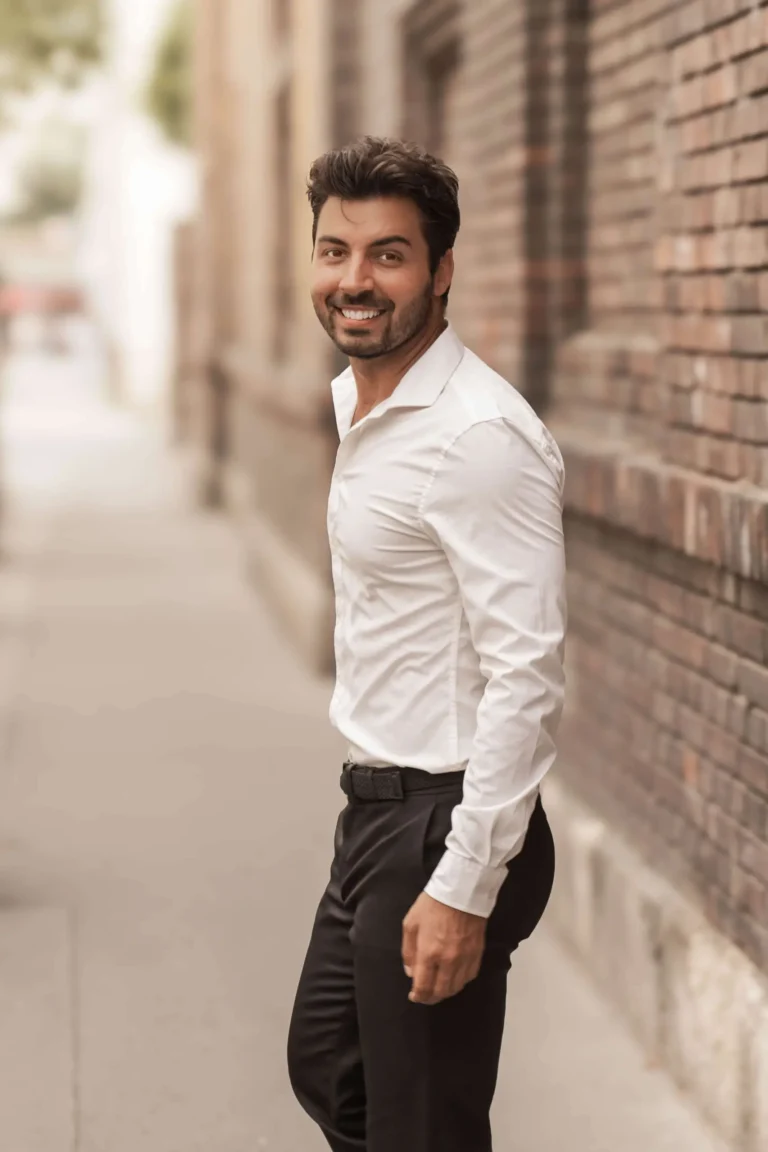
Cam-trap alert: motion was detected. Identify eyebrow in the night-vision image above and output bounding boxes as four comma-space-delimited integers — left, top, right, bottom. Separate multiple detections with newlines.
316, 234, 413, 250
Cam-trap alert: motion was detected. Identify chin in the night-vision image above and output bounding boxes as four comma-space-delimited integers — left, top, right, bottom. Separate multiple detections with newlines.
337, 339, 388, 360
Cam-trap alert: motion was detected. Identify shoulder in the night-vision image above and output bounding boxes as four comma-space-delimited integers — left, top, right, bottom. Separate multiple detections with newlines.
441, 348, 564, 486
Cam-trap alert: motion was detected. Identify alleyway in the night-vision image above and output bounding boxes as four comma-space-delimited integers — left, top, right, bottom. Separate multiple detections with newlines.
0, 327, 725, 1151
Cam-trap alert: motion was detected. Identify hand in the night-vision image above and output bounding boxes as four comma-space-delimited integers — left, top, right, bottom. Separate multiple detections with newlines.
401, 892, 487, 1006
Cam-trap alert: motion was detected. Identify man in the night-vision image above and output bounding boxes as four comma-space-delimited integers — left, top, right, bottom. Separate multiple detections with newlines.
287, 136, 566, 1152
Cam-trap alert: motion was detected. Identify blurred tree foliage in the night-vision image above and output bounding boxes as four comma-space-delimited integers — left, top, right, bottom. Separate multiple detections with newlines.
13, 118, 85, 220
145, 1, 192, 148
0, 0, 103, 103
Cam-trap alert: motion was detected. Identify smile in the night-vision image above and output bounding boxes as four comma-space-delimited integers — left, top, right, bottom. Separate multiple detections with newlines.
336, 308, 385, 322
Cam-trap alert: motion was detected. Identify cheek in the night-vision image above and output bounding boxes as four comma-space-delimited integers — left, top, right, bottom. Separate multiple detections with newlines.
387, 271, 430, 310
311, 268, 338, 305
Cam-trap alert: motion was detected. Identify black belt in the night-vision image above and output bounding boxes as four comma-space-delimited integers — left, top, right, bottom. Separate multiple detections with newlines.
340, 761, 465, 802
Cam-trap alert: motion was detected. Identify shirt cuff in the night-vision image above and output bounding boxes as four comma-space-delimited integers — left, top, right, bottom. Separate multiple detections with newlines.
423, 848, 509, 919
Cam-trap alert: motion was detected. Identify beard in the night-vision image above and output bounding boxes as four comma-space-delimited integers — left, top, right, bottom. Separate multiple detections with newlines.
314, 280, 434, 360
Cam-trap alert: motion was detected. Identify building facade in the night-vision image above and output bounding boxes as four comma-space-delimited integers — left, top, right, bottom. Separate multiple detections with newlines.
81, 0, 199, 417
182, 2, 768, 1143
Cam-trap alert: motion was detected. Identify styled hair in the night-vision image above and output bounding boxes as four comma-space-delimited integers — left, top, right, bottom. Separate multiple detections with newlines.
307, 136, 460, 293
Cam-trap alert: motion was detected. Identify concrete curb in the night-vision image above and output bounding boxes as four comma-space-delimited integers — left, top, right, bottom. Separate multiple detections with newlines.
543, 777, 768, 1151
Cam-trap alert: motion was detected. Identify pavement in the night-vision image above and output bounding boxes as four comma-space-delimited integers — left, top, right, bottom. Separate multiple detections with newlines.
0, 323, 727, 1151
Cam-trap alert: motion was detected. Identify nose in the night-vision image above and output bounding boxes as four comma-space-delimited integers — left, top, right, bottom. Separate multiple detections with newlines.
338, 254, 374, 297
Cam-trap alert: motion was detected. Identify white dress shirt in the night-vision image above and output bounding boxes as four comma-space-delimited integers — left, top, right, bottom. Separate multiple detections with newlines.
327, 323, 567, 918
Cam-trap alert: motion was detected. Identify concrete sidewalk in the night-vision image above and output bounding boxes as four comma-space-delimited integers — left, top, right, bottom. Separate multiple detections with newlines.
0, 332, 726, 1150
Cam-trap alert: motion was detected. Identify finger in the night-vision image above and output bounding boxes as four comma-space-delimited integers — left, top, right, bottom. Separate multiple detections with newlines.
435, 956, 480, 1004
465, 954, 483, 985
456, 954, 481, 991
455, 959, 479, 996
446, 962, 475, 1001
409, 957, 438, 1004
401, 924, 417, 977
428, 957, 459, 1004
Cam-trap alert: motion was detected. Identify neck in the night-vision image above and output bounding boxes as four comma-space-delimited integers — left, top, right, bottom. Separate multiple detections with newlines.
350, 312, 448, 416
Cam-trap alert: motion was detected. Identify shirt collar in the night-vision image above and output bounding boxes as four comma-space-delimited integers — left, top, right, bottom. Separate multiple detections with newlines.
330, 322, 465, 440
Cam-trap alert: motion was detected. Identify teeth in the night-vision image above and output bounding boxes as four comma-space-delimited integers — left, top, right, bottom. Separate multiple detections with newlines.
341, 309, 381, 320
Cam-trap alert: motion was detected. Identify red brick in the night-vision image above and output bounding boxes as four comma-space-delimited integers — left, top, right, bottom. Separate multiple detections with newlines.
740, 185, 765, 225
741, 830, 768, 883
734, 139, 768, 183
739, 49, 768, 96
747, 710, 768, 756
704, 64, 738, 109
207, 0, 768, 980
700, 392, 733, 434
738, 660, 768, 712
713, 186, 740, 227
734, 399, 768, 443
715, 606, 768, 662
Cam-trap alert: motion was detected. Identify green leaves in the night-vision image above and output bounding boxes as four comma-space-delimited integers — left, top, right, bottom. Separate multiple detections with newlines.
145, 1, 192, 148
13, 118, 86, 220
0, 0, 103, 96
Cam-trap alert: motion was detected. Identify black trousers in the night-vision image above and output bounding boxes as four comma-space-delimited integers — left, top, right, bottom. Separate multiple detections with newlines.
287, 766, 555, 1152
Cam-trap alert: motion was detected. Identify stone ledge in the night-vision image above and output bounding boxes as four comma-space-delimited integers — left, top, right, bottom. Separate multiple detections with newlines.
543, 775, 768, 1151
177, 444, 335, 675
222, 463, 335, 678
175, 441, 227, 510
550, 425, 768, 583
218, 344, 336, 431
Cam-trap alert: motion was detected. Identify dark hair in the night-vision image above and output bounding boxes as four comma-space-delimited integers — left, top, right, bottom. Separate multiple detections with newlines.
307, 136, 460, 286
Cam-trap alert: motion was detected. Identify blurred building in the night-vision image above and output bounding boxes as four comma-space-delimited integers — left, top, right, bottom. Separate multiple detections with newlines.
79, 0, 199, 418
181, 2, 768, 1144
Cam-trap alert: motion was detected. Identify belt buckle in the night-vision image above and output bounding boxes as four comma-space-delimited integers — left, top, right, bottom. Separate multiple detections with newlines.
342, 763, 404, 802
340, 763, 374, 801
375, 769, 404, 801
353, 767, 376, 801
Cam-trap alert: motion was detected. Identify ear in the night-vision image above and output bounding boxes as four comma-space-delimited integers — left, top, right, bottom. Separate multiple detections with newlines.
433, 249, 454, 299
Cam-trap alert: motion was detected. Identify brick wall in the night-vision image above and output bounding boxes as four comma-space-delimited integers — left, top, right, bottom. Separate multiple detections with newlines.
394, 0, 768, 971
403, 0, 531, 392
187, 0, 768, 967
552, 0, 663, 437
550, 0, 768, 972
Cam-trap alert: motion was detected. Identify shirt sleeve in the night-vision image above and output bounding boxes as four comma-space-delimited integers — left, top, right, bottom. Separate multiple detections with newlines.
418, 416, 567, 918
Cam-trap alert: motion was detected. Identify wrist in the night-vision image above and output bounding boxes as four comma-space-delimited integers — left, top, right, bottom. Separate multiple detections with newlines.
424, 848, 507, 919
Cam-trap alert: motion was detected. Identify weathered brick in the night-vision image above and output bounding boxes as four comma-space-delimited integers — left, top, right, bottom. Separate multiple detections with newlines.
731, 314, 768, 353
197, 0, 768, 984
739, 49, 768, 96
747, 709, 768, 755
706, 642, 739, 688
733, 399, 768, 444
739, 580, 768, 623
734, 138, 768, 183
737, 746, 768, 798
738, 660, 768, 710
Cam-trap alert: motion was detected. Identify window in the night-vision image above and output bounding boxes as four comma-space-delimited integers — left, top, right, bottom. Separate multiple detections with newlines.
402, 0, 461, 154
424, 42, 460, 157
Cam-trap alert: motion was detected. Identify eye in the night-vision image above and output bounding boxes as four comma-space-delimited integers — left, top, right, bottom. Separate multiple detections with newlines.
378, 252, 403, 264
321, 248, 344, 260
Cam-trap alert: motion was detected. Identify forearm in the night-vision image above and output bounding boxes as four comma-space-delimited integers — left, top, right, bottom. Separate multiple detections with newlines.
424, 660, 563, 917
